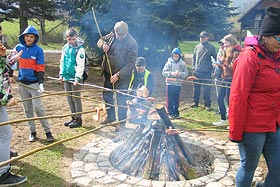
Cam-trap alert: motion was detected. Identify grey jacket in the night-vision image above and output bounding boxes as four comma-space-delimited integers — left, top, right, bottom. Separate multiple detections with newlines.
192, 42, 216, 73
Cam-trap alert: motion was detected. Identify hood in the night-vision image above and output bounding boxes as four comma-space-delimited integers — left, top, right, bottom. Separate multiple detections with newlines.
19, 25, 39, 46
76, 37, 84, 47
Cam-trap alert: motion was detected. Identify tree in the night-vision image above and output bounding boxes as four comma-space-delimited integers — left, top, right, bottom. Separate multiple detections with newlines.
0, 0, 61, 44
71, 0, 237, 67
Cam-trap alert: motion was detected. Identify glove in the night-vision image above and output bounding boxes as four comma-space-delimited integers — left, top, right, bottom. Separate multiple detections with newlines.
39, 84, 45, 93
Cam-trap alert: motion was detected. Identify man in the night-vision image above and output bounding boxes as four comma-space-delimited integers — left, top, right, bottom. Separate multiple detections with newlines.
97, 21, 138, 130
127, 57, 154, 123
191, 31, 216, 111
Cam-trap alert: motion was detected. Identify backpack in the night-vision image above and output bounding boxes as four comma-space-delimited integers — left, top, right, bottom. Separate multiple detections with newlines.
76, 46, 89, 82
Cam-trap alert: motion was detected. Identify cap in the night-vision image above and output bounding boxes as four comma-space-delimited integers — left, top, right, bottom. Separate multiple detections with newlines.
135, 57, 146, 66
200, 31, 209, 37
114, 21, 128, 35
259, 6, 280, 36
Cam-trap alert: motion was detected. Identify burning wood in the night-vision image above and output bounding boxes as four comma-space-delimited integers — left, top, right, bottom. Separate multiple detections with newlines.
110, 105, 198, 181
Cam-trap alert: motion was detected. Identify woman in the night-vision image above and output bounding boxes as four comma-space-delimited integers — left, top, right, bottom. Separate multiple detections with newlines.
212, 34, 241, 126
228, 6, 280, 187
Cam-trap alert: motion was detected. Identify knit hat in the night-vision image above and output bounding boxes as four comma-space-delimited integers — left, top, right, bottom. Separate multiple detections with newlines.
114, 21, 128, 35
259, 6, 280, 36
135, 57, 146, 66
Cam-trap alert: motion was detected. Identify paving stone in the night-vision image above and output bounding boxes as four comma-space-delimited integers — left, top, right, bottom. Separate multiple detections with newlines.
206, 182, 225, 187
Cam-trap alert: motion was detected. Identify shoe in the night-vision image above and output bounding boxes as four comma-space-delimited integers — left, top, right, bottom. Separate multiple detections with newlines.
190, 103, 198, 108
212, 120, 227, 126
10, 150, 18, 158
29, 132, 37, 142
205, 106, 211, 111
64, 118, 75, 127
115, 123, 121, 132
173, 115, 181, 119
45, 132, 54, 142
255, 180, 265, 187
100, 117, 115, 125
0, 171, 27, 186
69, 118, 82, 128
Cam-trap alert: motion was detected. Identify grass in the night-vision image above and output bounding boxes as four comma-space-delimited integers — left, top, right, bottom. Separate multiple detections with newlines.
179, 41, 220, 54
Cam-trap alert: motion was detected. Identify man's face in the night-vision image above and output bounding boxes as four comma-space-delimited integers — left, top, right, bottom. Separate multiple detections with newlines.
136, 65, 145, 73
24, 34, 36, 46
200, 35, 209, 43
115, 31, 128, 41
66, 36, 77, 46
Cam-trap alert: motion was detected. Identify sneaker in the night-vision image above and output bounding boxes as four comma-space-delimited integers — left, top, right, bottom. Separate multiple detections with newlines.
212, 120, 227, 126
173, 115, 181, 119
190, 102, 198, 108
45, 132, 54, 142
0, 171, 27, 186
205, 106, 211, 111
64, 118, 75, 127
28, 132, 37, 142
10, 150, 18, 158
255, 180, 265, 187
100, 117, 115, 125
69, 118, 82, 128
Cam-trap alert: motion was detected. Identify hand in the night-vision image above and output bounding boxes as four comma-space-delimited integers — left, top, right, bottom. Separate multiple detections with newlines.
8, 50, 23, 65
187, 76, 197, 81
0, 43, 6, 57
73, 80, 79, 86
171, 71, 180, 77
9, 77, 15, 83
110, 74, 119, 84
102, 43, 109, 53
39, 84, 44, 93
7, 98, 17, 107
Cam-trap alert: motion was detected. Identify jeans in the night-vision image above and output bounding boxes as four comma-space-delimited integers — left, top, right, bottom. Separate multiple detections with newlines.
166, 85, 181, 116
64, 81, 83, 119
216, 79, 231, 120
192, 71, 212, 107
103, 73, 127, 122
0, 106, 12, 176
236, 127, 280, 187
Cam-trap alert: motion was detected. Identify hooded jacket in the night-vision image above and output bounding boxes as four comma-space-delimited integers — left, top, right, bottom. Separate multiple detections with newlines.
228, 43, 280, 142
59, 37, 85, 81
14, 25, 45, 84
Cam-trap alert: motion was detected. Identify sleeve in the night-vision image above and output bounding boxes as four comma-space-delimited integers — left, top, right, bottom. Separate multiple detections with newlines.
147, 73, 154, 96
36, 48, 45, 84
192, 47, 197, 67
75, 47, 85, 81
228, 51, 258, 142
162, 61, 172, 77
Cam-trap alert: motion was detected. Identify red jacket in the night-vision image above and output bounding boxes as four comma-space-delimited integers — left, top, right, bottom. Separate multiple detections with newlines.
228, 44, 280, 142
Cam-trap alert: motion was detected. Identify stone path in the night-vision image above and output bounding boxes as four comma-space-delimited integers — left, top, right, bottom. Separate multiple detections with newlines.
70, 125, 265, 187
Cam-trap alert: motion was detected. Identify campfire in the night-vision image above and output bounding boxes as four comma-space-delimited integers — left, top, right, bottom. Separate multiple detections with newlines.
110, 105, 212, 181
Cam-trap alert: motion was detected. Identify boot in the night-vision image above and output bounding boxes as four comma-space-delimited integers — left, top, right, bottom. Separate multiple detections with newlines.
29, 132, 37, 142
64, 117, 75, 126
69, 118, 82, 128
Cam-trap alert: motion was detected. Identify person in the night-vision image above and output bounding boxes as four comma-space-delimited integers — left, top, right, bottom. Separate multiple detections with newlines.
0, 25, 9, 48
191, 31, 216, 111
0, 43, 27, 186
13, 25, 54, 142
59, 28, 85, 128
127, 57, 154, 124
212, 34, 241, 126
228, 6, 280, 187
162, 47, 188, 119
97, 21, 138, 130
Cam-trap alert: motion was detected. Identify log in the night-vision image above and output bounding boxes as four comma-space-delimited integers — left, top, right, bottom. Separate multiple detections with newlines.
155, 104, 193, 165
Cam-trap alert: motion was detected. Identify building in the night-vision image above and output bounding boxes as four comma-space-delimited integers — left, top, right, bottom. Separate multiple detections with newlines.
238, 0, 280, 38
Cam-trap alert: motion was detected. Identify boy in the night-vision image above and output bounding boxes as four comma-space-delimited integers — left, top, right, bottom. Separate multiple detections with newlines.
14, 25, 54, 142
59, 28, 85, 128
162, 47, 188, 119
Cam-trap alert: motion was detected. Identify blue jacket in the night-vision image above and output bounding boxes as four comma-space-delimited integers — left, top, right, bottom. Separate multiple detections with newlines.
14, 25, 45, 84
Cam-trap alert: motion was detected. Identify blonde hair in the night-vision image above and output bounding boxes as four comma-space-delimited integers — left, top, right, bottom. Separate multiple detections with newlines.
65, 28, 77, 37
222, 34, 238, 46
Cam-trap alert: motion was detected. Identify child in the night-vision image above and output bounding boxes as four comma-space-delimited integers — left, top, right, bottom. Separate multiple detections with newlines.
14, 25, 54, 142
59, 28, 85, 128
162, 47, 188, 119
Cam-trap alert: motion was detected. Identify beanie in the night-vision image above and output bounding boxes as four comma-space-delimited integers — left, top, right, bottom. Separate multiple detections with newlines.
114, 21, 128, 35
135, 57, 146, 66
259, 6, 280, 36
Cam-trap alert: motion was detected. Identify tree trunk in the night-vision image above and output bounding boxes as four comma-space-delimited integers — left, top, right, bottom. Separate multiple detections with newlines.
19, 4, 28, 34
40, 19, 47, 45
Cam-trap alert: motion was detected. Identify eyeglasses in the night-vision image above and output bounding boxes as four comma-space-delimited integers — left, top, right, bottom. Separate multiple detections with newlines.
200, 36, 205, 38
273, 35, 280, 42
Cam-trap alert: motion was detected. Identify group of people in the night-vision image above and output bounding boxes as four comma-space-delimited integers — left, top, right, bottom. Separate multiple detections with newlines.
0, 5, 279, 187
